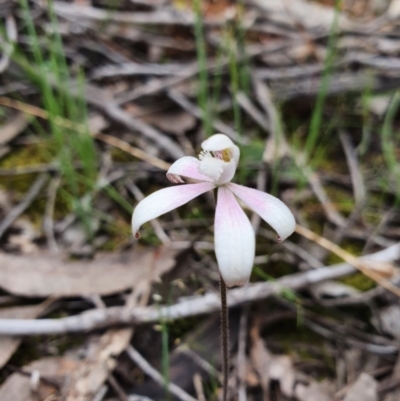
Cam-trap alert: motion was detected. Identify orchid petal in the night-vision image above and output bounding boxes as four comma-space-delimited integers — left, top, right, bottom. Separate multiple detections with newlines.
199, 134, 240, 185
132, 182, 215, 238
227, 183, 295, 241
216, 160, 237, 185
201, 134, 235, 152
214, 186, 255, 287
198, 156, 224, 182
201, 134, 240, 167
166, 156, 214, 183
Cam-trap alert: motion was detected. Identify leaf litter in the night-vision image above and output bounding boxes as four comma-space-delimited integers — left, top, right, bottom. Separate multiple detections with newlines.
0, 247, 177, 297
0, 302, 49, 369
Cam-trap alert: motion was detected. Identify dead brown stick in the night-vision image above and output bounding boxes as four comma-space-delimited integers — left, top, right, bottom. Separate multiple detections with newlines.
43, 176, 60, 252
0, 94, 185, 162
0, 97, 171, 171
0, 112, 30, 146
167, 89, 240, 142
90, 100, 185, 160
114, 39, 296, 105
339, 130, 366, 204
126, 346, 199, 401
0, 242, 398, 336
0, 15, 17, 74
95, 132, 171, 171
295, 225, 400, 298
50, 1, 218, 26
0, 174, 48, 239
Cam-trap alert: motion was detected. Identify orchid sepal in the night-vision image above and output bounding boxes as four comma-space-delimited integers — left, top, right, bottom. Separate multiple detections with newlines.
227, 183, 296, 242
215, 186, 255, 287
131, 182, 216, 238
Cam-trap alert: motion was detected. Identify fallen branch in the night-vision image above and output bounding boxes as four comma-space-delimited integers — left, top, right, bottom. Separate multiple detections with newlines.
0, 243, 398, 336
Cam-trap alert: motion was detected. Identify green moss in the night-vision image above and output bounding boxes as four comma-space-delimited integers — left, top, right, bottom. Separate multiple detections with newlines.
24, 198, 47, 227
7, 337, 43, 367
270, 319, 319, 347
326, 242, 363, 265
0, 137, 96, 225
325, 244, 375, 292
253, 257, 297, 280
295, 195, 326, 235
0, 107, 7, 120
340, 273, 376, 292
362, 192, 388, 225
99, 219, 132, 250
53, 190, 73, 219
324, 185, 354, 216
139, 230, 162, 246
187, 206, 206, 219
48, 334, 86, 355
0, 141, 54, 168
110, 147, 135, 163
314, 149, 348, 175
166, 315, 204, 344
0, 141, 55, 195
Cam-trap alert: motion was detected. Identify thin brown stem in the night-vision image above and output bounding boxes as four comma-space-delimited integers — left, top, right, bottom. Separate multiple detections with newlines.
220, 275, 229, 401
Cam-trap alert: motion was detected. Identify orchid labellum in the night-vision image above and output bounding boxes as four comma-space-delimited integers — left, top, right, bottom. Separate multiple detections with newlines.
132, 134, 295, 287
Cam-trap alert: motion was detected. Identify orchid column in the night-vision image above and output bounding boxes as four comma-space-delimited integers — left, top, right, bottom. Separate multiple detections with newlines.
132, 134, 295, 399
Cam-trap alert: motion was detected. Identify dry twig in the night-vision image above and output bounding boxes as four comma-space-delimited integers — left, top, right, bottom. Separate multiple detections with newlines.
0, 174, 48, 239
295, 225, 400, 298
0, 242, 398, 336
126, 346, 199, 401
0, 97, 171, 171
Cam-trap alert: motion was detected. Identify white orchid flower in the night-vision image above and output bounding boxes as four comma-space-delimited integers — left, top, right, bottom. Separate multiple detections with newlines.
132, 134, 295, 287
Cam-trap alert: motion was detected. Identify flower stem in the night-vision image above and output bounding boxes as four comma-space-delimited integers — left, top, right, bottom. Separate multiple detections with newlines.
220, 274, 229, 401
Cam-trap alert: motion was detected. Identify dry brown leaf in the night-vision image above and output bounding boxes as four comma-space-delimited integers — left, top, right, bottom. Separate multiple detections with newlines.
263, 136, 289, 164
0, 356, 80, 401
268, 355, 295, 397
374, 305, 400, 341
250, 324, 295, 397
0, 247, 177, 297
383, 354, 400, 401
251, 0, 355, 31
311, 280, 359, 300
343, 373, 378, 401
88, 112, 109, 133
64, 250, 166, 401
7, 218, 39, 254
250, 327, 272, 394
384, 388, 400, 401
295, 380, 335, 401
126, 103, 196, 136
366, 95, 391, 117
0, 112, 30, 146
64, 331, 134, 401
0, 189, 12, 215
142, 110, 196, 136
388, 0, 400, 17
0, 303, 48, 369
362, 260, 397, 278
